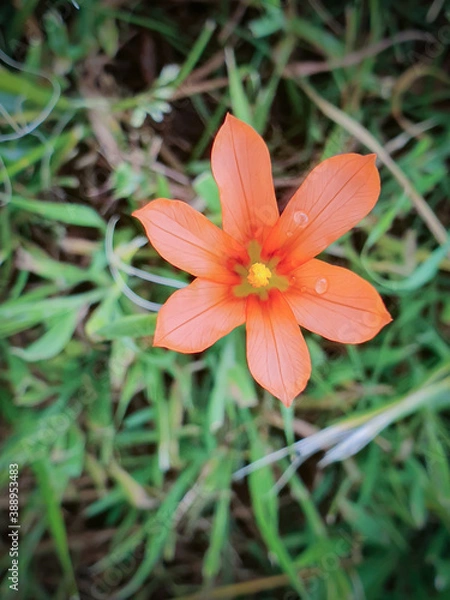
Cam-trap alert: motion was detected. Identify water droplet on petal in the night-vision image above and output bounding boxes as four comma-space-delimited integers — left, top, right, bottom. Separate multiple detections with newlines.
293, 211, 309, 228
286, 231, 293, 238
314, 277, 328, 294
289, 276, 296, 285
300, 286, 307, 293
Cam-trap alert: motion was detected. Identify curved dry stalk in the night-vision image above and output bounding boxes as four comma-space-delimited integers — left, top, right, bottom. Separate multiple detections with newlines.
391, 64, 450, 135
234, 366, 450, 482
0, 49, 61, 142
105, 216, 162, 312
284, 30, 432, 77
293, 78, 448, 248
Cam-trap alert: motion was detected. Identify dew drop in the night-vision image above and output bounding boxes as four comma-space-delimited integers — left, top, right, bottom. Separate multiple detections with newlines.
314, 277, 328, 294
300, 286, 307, 293
286, 231, 293, 238
293, 211, 309, 228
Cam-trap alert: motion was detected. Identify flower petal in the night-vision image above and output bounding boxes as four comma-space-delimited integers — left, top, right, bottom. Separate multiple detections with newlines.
283, 259, 392, 343
263, 154, 380, 267
133, 199, 246, 283
211, 114, 279, 245
246, 290, 311, 406
154, 278, 246, 353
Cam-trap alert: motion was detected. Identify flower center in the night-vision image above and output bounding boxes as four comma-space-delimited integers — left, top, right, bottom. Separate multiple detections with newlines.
232, 241, 289, 299
247, 262, 272, 288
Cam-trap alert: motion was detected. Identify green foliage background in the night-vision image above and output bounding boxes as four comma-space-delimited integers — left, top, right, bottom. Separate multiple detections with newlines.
0, 1, 449, 598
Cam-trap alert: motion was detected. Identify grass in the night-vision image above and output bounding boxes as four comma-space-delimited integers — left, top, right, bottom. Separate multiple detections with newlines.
0, 0, 449, 598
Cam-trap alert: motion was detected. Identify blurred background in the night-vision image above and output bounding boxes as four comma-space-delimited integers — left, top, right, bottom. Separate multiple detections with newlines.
0, 0, 449, 598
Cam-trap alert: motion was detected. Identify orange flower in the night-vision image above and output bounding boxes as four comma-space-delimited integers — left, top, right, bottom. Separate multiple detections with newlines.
133, 115, 392, 406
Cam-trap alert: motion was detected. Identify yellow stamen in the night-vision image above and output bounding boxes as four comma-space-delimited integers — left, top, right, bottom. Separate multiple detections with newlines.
247, 262, 272, 288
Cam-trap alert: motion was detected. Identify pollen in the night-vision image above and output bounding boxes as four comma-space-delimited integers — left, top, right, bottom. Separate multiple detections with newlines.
247, 262, 272, 288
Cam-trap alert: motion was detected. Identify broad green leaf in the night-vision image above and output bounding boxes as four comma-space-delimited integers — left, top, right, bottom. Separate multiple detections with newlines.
0, 65, 71, 110
16, 244, 104, 286
95, 313, 157, 340
225, 48, 254, 127
85, 292, 122, 340
207, 336, 235, 432
362, 236, 450, 293
10, 195, 105, 229
193, 171, 221, 215
0, 289, 104, 338
12, 309, 80, 362
289, 17, 344, 56
0, 129, 84, 182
